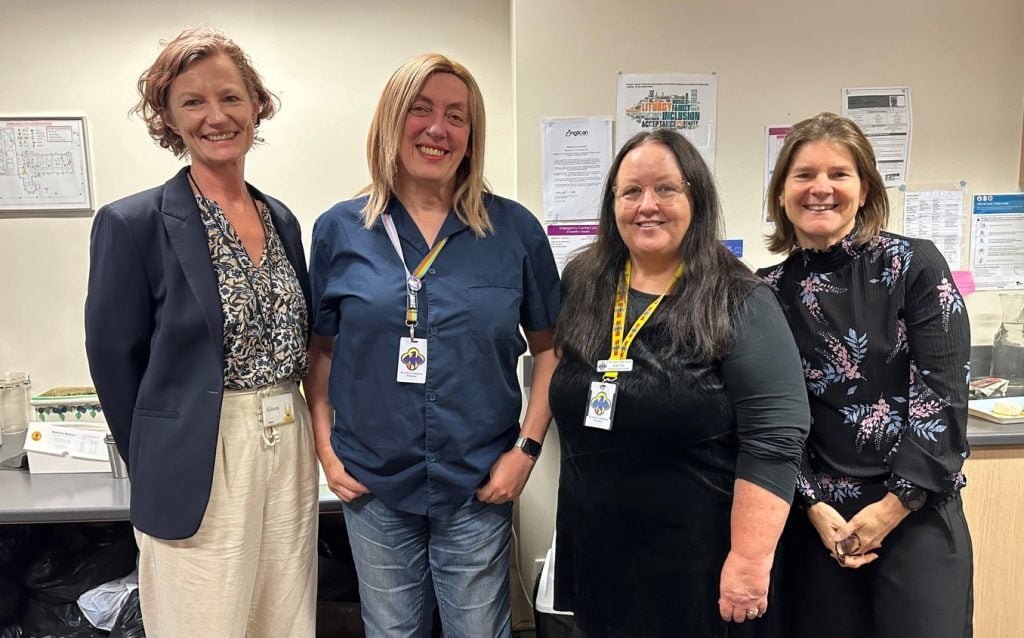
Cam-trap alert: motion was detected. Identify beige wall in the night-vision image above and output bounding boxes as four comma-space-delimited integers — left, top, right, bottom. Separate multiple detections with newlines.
2, 0, 1024, 613
512, 0, 1024, 588
0, 0, 514, 391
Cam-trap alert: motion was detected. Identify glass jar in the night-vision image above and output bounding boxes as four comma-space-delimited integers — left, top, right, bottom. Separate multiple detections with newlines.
991, 293, 1024, 383
0, 371, 32, 435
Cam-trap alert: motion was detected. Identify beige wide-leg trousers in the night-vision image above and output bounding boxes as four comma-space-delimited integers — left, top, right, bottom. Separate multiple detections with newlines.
135, 381, 318, 638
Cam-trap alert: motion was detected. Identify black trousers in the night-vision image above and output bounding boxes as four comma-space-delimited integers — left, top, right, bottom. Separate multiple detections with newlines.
783, 493, 973, 638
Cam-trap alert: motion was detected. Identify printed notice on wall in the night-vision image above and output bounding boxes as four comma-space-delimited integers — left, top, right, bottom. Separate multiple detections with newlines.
970, 193, 1024, 290
616, 72, 718, 169
0, 117, 93, 211
903, 189, 964, 268
763, 124, 792, 222
842, 87, 912, 189
542, 117, 612, 221
547, 223, 598, 275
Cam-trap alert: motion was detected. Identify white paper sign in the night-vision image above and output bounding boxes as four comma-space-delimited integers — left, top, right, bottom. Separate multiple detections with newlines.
842, 87, 912, 188
542, 117, 612, 221
903, 189, 964, 268
23, 423, 108, 461
546, 223, 598, 275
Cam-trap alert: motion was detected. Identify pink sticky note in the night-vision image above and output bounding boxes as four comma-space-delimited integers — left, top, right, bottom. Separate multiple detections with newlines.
951, 271, 975, 295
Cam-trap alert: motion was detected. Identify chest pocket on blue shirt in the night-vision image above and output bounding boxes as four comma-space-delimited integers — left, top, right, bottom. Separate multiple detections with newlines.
465, 273, 523, 341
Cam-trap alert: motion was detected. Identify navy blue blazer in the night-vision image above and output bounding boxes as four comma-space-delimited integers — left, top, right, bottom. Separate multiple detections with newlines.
85, 166, 311, 540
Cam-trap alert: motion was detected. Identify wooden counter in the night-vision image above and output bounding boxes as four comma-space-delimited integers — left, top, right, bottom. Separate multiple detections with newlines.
962, 429, 1024, 638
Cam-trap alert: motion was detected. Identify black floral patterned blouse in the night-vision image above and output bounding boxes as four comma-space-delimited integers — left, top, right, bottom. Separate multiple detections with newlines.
195, 194, 309, 390
758, 230, 970, 509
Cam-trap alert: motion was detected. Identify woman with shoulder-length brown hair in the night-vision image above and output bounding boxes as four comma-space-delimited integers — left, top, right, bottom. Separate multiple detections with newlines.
305, 53, 560, 637
551, 128, 810, 636
85, 28, 317, 637
758, 111, 972, 638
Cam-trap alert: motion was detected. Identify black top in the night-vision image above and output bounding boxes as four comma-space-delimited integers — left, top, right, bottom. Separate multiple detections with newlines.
551, 281, 809, 637
757, 231, 970, 509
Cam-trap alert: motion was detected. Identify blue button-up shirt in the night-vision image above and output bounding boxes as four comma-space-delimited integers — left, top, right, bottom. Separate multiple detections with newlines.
310, 194, 560, 515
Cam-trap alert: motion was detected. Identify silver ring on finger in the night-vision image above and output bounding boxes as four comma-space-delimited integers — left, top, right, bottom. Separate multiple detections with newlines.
746, 608, 758, 619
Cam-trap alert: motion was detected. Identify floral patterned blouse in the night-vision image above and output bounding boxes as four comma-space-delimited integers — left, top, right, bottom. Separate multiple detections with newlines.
195, 194, 309, 390
757, 230, 970, 508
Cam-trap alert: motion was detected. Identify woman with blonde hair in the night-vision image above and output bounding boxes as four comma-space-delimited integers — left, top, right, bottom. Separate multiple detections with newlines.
306, 53, 560, 637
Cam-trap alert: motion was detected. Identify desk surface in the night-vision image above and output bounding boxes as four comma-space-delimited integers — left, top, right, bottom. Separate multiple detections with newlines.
0, 470, 342, 524
966, 415, 1024, 446
1, 417, 1022, 524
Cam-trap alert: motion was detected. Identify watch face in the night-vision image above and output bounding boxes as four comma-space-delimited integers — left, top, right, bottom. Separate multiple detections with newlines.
903, 487, 926, 511
517, 437, 541, 458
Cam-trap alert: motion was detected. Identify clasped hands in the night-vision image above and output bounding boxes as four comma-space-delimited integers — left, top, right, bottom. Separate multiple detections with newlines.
806, 494, 910, 569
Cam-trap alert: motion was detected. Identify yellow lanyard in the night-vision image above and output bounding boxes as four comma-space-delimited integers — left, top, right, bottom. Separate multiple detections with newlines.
604, 260, 684, 381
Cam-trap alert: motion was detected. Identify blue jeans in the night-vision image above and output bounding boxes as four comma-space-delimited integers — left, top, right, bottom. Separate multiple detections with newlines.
342, 495, 513, 638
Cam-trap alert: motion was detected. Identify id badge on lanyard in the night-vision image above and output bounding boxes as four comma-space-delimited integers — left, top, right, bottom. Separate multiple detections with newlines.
382, 214, 448, 385
584, 260, 683, 430
584, 381, 618, 430
396, 336, 429, 384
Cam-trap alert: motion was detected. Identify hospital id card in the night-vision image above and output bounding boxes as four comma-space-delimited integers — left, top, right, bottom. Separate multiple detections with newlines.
396, 337, 428, 384
584, 381, 618, 430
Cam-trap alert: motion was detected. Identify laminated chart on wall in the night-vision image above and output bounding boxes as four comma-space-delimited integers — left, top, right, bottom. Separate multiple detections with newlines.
0, 117, 92, 211
970, 193, 1024, 290
616, 72, 718, 169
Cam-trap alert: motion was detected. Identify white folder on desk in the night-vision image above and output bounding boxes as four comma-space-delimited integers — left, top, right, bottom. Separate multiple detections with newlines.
23, 421, 111, 474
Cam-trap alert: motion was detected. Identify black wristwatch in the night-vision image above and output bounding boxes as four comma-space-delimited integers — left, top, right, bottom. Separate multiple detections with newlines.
514, 436, 542, 459
891, 484, 927, 511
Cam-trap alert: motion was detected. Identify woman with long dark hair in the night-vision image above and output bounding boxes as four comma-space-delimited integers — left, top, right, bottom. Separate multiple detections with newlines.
551, 128, 809, 636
